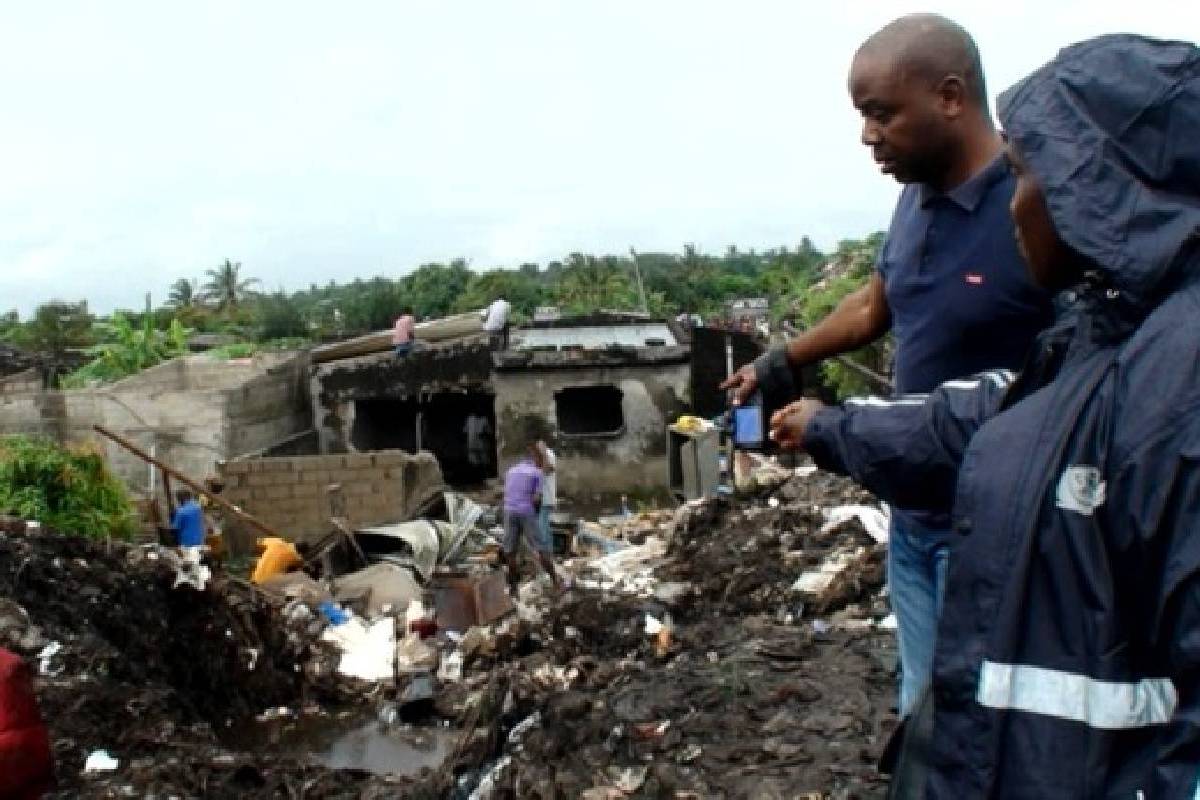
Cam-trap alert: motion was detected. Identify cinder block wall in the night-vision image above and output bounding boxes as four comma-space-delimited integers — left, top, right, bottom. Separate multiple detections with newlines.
217, 449, 443, 554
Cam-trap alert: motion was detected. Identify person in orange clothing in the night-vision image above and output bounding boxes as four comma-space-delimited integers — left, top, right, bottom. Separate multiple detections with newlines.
0, 647, 54, 799
250, 537, 307, 584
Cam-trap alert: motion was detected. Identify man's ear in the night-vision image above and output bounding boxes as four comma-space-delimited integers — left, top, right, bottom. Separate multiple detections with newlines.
937, 74, 967, 119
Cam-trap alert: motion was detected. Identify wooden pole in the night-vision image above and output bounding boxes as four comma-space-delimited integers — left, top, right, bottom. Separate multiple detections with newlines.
93, 424, 282, 540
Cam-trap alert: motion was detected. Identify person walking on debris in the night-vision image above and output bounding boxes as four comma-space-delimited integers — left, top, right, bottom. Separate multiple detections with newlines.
169, 489, 206, 548
771, 35, 1200, 798
722, 13, 1055, 719
392, 306, 415, 357
501, 442, 561, 596
534, 439, 557, 554
482, 296, 511, 350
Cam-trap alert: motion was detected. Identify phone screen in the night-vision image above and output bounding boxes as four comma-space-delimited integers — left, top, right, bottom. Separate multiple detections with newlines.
733, 405, 763, 449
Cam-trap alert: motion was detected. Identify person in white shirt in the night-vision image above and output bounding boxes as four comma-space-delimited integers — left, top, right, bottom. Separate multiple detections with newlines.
535, 439, 557, 555
481, 297, 512, 349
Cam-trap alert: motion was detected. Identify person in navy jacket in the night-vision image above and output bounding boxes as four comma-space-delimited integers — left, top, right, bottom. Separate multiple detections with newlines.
773, 35, 1200, 798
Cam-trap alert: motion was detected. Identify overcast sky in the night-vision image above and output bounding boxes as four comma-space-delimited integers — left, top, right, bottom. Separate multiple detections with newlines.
2, 2, 1196, 316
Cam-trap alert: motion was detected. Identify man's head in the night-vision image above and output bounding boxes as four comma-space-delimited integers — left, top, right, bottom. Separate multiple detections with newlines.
849, 14, 991, 187
526, 441, 543, 467
175, 489, 193, 505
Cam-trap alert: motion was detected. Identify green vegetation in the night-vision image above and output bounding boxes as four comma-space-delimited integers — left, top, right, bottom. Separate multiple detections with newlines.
0, 436, 139, 539
799, 234, 891, 397
3, 238, 887, 396
62, 314, 189, 388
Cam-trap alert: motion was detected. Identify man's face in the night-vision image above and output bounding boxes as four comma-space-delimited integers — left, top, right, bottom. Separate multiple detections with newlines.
849, 52, 956, 185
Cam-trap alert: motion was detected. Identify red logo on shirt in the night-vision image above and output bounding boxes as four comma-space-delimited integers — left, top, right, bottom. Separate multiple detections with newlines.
965, 272, 985, 285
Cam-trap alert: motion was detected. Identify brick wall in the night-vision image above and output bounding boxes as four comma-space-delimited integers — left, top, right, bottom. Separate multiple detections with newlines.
217, 449, 444, 554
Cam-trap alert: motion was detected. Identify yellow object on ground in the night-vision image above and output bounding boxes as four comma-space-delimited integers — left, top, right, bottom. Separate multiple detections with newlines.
251, 537, 303, 584
673, 415, 709, 434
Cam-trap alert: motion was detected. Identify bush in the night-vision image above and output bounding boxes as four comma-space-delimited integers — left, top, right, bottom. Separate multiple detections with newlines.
0, 436, 139, 539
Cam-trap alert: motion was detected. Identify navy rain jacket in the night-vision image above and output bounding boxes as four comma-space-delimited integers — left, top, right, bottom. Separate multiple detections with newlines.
804, 35, 1200, 798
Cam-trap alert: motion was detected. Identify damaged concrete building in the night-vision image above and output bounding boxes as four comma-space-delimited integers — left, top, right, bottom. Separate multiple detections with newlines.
310, 314, 699, 500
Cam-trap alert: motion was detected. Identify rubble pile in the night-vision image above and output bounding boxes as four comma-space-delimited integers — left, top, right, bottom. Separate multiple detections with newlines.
1, 460, 897, 798
0, 526, 418, 798
433, 469, 897, 799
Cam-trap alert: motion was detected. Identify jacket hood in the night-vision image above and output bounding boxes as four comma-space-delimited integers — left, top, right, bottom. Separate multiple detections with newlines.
998, 35, 1200, 316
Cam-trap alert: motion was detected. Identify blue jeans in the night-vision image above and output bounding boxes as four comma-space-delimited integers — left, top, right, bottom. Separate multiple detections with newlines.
538, 504, 555, 552
888, 511, 952, 718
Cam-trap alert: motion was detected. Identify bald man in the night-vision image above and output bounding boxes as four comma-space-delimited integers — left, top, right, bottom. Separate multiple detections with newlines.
723, 14, 1054, 717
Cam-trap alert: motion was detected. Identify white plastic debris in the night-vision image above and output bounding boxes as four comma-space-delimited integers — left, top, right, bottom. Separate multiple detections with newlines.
507, 712, 541, 746
37, 641, 63, 676
438, 650, 464, 683
84, 750, 119, 772
320, 616, 397, 681
820, 504, 890, 543
171, 546, 212, 591
644, 614, 664, 635
877, 613, 898, 631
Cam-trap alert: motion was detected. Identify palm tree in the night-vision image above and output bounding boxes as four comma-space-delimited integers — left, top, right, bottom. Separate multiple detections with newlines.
166, 278, 198, 309
202, 259, 260, 311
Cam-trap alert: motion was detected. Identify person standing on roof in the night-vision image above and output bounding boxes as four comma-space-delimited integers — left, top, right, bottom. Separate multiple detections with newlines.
500, 441, 560, 596
482, 296, 511, 350
393, 307, 415, 357
722, 13, 1054, 719
771, 34, 1200, 797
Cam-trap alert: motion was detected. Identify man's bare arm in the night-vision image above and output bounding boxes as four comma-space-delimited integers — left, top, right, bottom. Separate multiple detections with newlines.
722, 272, 891, 404
785, 271, 891, 365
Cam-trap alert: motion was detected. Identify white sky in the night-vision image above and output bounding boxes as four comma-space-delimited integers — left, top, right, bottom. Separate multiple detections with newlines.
2, 1, 1196, 316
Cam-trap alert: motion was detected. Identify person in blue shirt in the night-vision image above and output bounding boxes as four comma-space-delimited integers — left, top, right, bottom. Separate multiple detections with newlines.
723, 13, 1054, 718
770, 35, 1200, 797
170, 489, 206, 548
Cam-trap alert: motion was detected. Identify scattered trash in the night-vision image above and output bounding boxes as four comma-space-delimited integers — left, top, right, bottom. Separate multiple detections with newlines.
438, 650, 464, 682
84, 750, 119, 773
821, 504, 890, 543
36, 641, 62, 676
317, 601, 351, 626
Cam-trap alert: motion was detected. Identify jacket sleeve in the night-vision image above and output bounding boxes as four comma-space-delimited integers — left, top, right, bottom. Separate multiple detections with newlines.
1115, 423, 1200, 796
803, 370, 1014, 514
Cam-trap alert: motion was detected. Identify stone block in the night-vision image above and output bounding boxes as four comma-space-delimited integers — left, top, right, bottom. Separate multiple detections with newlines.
265, 484, 292, 500
345, 453, 374, 470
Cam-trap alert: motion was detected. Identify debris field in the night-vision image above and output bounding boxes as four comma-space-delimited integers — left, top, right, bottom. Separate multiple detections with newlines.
0, 466, 897, 799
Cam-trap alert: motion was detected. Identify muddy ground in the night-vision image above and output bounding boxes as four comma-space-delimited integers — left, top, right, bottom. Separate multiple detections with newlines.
0, 470, 896, 798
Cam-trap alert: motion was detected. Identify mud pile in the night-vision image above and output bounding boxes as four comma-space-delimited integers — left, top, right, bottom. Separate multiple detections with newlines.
0, 528, 424, 798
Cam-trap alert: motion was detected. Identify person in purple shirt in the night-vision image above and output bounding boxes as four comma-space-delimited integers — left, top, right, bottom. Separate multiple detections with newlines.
501, 442, 561, 595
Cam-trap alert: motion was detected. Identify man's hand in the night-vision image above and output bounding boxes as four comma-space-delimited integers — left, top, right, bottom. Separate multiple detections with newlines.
769, 399, 826, 450
719, 364, 759, 406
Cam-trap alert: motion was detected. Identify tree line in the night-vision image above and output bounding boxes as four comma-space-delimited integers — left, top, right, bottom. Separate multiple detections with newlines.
1, 235, 886, 394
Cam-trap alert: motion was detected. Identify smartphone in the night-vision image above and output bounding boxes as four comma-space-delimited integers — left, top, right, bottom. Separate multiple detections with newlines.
732, 405, 764, 449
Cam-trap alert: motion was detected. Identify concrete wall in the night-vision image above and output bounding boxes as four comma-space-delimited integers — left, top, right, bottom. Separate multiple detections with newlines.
0, 353, 312, 497
217, 449, 444, 553
492, 360, 690, 498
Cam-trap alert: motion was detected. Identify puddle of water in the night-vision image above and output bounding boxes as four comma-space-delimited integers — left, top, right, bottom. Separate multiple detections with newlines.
225, 711, 457, 778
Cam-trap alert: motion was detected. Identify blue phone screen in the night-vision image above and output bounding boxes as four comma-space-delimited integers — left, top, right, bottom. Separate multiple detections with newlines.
733, 406, 763, 448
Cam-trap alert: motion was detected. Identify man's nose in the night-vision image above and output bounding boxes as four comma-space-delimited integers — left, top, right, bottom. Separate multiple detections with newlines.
861, 118, 881, 147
